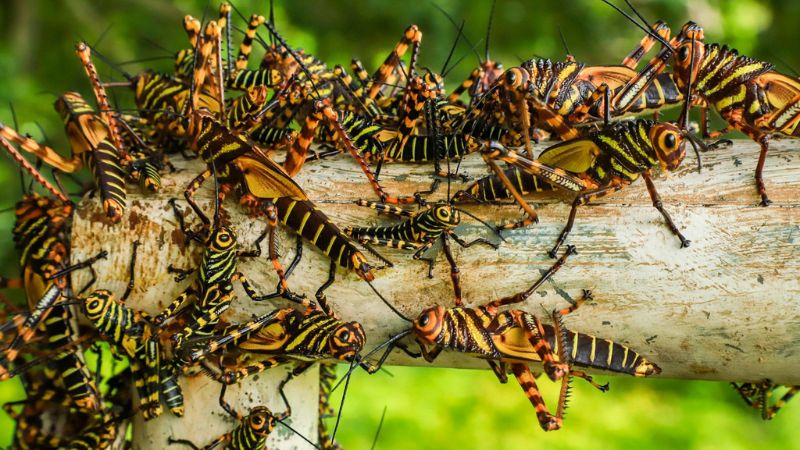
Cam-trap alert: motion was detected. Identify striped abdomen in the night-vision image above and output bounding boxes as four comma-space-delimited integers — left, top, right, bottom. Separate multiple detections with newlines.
427, 307, 502, 358
227, 68, 284, 90
42, 303, 100, 410
196, 116, 252, 166
336, 110, 384, 159
692, 43, 772, 108
384, 133, 473, 162
619, 73, 684, 116
227, 87, 268, 129
347, 210, 448, 242
86, 292, 139, 349
9, 196, 100, 411
545, 324, 660, 377
134, 72, 186, 120
460, 166, 557, 202
160, 364, 184, 416
81, 139, 126, 220
249, 124, 294, 147
273, 197, 366, 272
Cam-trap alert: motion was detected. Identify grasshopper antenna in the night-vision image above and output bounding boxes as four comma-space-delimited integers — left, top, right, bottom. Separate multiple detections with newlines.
430, 1, 482, 65
558, 27, 572, 58
83, 43, 135, 82
371, 406, 388, 450
331, 329, 413, 393
330, 358, 354, 446
262, 20, 323, 100
268, 0, 276, 47
484, 0, 497, 62
600, 0, 672, 49
366, 280, 411, 322
439, 19, 465, 77
274, 418, 323, 450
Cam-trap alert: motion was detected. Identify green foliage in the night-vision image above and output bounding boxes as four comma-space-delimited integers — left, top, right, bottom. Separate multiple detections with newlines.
0, 0, 797, 448
327, 366, 800, 450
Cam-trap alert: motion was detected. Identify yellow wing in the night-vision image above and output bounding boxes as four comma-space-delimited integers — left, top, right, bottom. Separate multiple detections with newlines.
237, 321, 290, 354
580, 65, 638, 90
235, 154, 308, 201
537, 138, 601, 174
492, 328, 543, 363
760, 71, 800, 109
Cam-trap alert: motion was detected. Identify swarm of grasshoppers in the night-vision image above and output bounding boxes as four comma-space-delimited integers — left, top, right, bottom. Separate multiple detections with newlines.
0, 0, 795, 448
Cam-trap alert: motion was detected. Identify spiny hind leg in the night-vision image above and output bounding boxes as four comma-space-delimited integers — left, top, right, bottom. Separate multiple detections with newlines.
511, 310, 568, 382
511, 363, 561, 431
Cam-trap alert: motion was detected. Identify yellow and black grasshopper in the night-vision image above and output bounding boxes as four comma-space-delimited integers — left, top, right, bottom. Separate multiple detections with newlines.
180, 302, 372, 386
79, 241, 185, 421
0, 135, 109, 413
459, 44, 731, 256
344, 99, 501, 305
732, 380, 798, 420
603, 0, 800, 205
168, 382, 322, 450
457, 6, 690, 160
3, 363, 134, 450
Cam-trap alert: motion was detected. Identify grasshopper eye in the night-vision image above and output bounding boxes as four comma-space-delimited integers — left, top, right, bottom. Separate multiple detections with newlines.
664, 133, 677, 149
505, 70, 517, 85
678, 45, 690, 61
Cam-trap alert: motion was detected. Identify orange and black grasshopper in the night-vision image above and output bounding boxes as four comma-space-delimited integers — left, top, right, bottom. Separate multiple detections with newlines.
459, 45, 731, 255
2, 364, 132, 450
603, 0, 800, 205
659, 23, 797, 206
461, 8, 687, 158
0, 91, 127, 223
346, 248, 660, 431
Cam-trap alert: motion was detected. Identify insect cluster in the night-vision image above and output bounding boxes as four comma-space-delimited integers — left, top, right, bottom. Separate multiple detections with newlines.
0, 0, 797, 448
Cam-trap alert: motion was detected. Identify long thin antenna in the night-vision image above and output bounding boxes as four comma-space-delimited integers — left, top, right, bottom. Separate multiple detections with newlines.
485, 0, 497, 62
330, 359, 354, 445
600, 0, 673, 49
331, 329, 413, 392
681, 36, 703, 172
558, 27, 572, 58
439, 20, 465, 77
262, 20, 322, 99
275, 418, 323, 450
366, 280, 410, 322
371, 406, 388, 450
430, 1, 482, 64
269, 0, 276, 47
84, 43, 134, 81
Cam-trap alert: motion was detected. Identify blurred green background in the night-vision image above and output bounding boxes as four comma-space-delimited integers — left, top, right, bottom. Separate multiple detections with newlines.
0, 0, 798, 448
